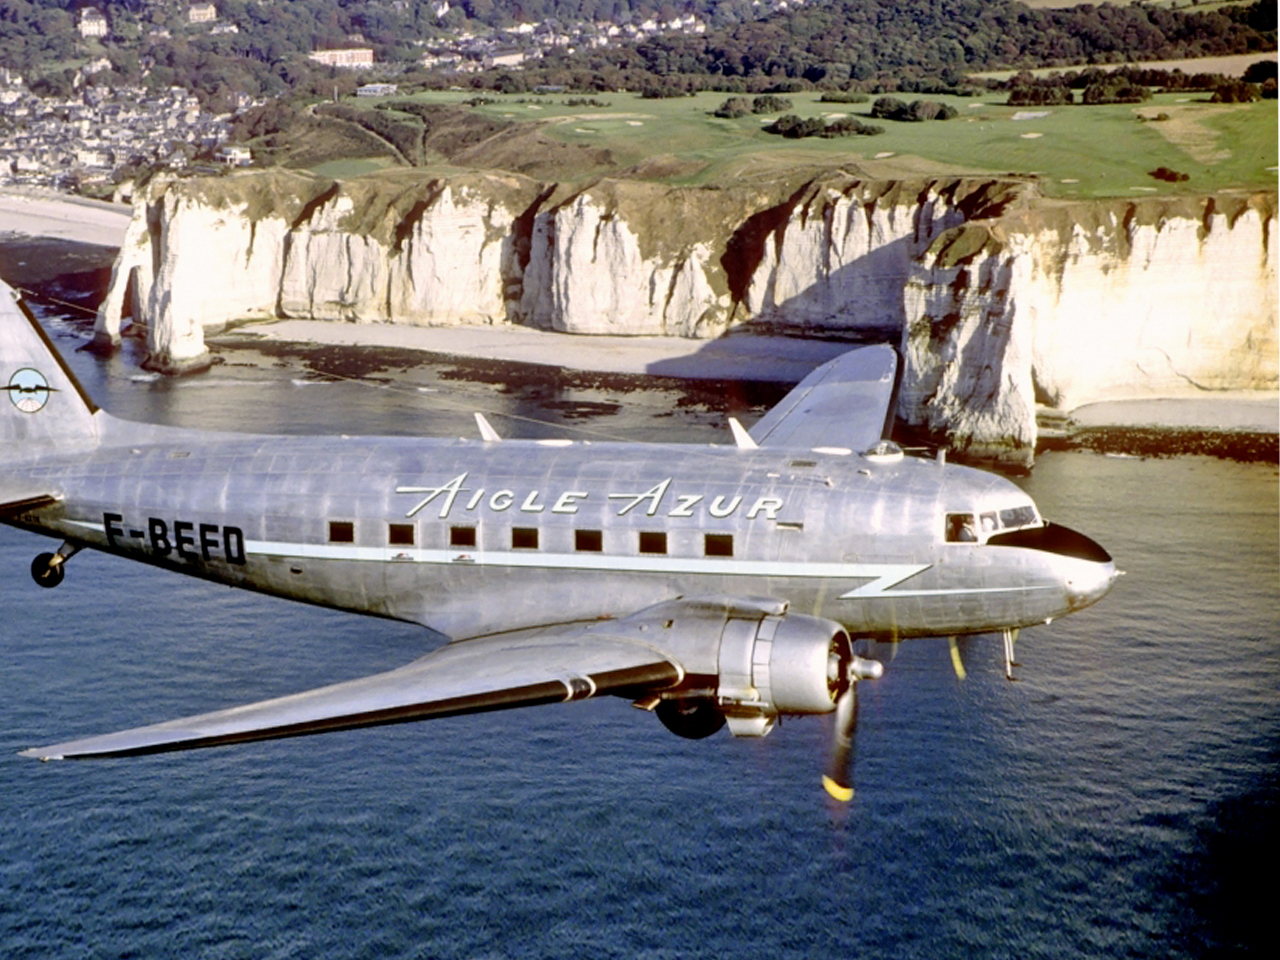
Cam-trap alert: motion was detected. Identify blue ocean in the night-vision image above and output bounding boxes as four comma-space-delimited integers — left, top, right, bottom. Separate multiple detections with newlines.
1, 317, 1276, 959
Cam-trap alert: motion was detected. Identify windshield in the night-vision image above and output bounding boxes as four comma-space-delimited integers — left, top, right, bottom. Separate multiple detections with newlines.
945, 500, 1042, 544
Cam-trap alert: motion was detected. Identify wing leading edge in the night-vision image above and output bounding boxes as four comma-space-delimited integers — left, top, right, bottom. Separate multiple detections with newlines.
748, 344, 898, 452
22, 628, 682, 760
0, 493, 61, 517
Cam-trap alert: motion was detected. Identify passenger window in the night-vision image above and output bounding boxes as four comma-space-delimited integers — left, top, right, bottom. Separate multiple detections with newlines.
450, 526, 476, 548
575, 529, 603, 552
328, 521, 354, 543
639, 531, 667, 555
512, 527, 539, 549
388, 523, 415, 546
945, 514, 977, 543
704, 533, 733, 557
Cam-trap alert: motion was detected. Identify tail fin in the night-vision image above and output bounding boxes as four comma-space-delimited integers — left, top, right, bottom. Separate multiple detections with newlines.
1, 281, 100, 451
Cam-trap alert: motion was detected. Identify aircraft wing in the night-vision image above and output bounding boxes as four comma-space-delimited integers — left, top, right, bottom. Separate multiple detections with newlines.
21, 627, 682, 760
0, 492, 61, 517
748, 344, 898, 451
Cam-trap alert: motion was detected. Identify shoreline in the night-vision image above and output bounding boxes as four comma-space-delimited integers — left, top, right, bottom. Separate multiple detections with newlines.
214, 318, 1280, 438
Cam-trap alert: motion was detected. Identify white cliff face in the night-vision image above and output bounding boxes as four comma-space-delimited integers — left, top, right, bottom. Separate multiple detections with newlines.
901, 236, 1039, 463
97, 173, 539, 370
518, 193, 727, 336
96, 180, 287, 371
390, 185, 516, 326
747, 183, 968, 333
95, 172, 1011, 362
1028, 207, 1278, 404
277, 184, 515, 325
95, 171, 1276, 461
901, 196, 1278, 461
279, 193, 392, 323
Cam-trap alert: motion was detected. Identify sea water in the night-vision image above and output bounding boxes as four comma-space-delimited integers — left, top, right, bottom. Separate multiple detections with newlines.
0, 317, 1275, 959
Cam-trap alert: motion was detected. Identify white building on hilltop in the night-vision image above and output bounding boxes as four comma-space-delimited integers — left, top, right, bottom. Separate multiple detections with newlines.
78, 9, 109, 39
309, 48, 375, 69
188, 3, 217, 24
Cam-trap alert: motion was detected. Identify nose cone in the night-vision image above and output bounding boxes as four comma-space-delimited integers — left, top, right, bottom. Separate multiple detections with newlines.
986, 521, 1118, 615
1043, 523, 1117, 611
1065, 554, 1120, 611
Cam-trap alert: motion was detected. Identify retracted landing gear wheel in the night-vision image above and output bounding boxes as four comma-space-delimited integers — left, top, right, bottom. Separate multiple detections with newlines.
31, 552, 65, 588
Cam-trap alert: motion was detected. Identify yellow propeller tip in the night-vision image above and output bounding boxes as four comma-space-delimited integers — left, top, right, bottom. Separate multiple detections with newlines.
822, 775, 854, 802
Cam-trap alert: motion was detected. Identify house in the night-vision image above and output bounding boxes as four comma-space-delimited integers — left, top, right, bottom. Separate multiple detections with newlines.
188, 3, 217, 23
216, 145, 251, 166
78, 9, 109, 39
308, 48, 375, 69
488, 49, 527, 69
356, 83, 398, 97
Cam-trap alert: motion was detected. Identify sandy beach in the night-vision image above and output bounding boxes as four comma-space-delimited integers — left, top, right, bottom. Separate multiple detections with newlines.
0, 189, 131, 248
216, 318, 861, 384
4, 189, 1276, 437
219, 319, 1278, 437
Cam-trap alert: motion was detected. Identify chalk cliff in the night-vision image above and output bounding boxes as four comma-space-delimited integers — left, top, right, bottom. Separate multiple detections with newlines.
900, 194, 1278, 462
96, 170, 1277, 461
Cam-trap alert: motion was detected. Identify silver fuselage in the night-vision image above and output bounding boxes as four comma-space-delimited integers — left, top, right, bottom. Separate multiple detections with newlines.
4, 417, 1115, 642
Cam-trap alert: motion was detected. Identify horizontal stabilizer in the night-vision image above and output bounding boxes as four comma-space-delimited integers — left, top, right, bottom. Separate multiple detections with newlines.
748, 344, 898, 452
22, 631, 681, 760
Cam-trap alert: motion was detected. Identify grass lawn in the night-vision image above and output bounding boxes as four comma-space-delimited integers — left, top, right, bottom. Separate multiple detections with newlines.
331, 89, 1278, 198
309, 157, 403, 178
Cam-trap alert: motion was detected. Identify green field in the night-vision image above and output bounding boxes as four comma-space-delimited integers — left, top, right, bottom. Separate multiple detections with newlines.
326, 89, 1278, 198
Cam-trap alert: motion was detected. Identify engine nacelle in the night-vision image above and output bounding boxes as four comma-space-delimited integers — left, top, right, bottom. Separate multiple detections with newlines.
613, 596, 853, 741
715, 607, 851, 737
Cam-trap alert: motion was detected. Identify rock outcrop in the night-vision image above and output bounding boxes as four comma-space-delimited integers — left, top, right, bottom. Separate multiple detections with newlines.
900, 194, 1278, 463
96, 170, 1277, 462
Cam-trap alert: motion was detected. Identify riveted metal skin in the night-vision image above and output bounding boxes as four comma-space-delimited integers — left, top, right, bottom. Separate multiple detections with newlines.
2, 284, 1117, 764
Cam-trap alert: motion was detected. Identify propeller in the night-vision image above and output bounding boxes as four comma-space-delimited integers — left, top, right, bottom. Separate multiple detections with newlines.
948, 631, 1021, 681
948, 636, 967, 680
822, 654, 883, 801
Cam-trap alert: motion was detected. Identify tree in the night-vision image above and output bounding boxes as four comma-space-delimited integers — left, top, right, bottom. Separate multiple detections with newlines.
1211, 79, 1260, 103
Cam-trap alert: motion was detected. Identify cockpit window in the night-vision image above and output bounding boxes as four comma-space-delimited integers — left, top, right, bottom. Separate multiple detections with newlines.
946, 503, 1042, 543
946, 514, 978, 543
1000, 505, 1038, 529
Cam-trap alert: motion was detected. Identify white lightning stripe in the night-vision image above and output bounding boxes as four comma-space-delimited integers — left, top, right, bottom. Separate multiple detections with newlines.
62, 521, 1049, 600
837, 565, 931, 598
844, 585, 1057, 599
837, 567, 1056, 599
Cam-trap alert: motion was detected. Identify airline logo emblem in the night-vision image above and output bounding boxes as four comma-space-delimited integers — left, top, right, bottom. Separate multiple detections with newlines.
6, 368, 54, 414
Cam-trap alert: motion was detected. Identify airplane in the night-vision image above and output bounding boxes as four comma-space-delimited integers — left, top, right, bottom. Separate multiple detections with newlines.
1, 280, 1117, 799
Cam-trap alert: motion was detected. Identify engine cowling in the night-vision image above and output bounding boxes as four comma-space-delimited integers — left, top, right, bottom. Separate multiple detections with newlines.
622, 596, 851, 740
714, 605, 851, 737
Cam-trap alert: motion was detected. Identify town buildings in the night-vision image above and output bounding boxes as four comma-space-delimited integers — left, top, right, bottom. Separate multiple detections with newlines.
0, 80, 232, 191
